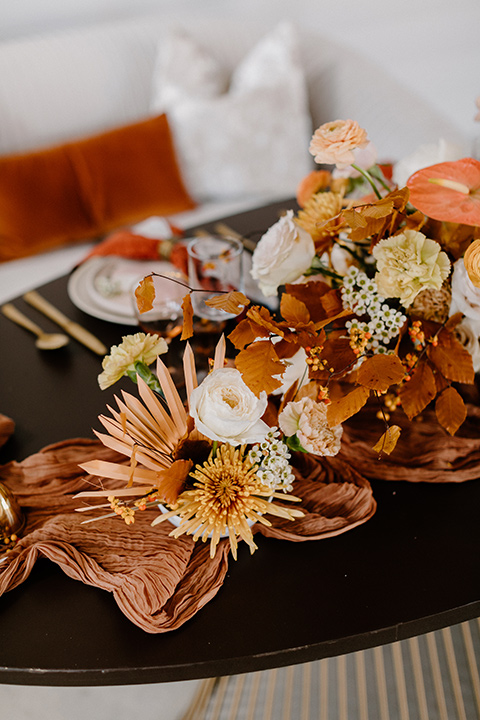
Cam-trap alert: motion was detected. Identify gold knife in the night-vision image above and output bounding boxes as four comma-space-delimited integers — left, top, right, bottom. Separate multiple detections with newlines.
23, 290, 108, 356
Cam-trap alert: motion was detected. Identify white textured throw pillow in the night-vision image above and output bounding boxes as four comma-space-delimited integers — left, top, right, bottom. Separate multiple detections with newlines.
150, 23, 312, 201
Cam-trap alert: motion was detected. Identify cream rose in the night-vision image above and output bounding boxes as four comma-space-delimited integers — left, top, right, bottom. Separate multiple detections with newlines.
309, 119, 368, 168
372, 230, 451, 308
455, 318, 480, 373
189, 367, 269, 445
450, 258, 480, 335
251, 210, 315, 297
392, 138, 463, 188
279, 396, 343, 456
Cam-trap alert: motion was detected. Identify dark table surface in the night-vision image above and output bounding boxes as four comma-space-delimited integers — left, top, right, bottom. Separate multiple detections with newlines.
0, 200, 479, 686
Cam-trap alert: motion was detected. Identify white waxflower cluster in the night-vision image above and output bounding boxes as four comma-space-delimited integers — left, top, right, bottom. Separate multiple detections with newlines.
248, 428, 295, 493
341, 267, 407, 352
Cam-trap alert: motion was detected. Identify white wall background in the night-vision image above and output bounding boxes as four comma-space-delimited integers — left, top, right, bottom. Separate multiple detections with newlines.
1, 0, 479, 149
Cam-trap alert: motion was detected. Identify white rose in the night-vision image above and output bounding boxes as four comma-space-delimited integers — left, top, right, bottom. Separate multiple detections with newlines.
251, 210, 315, 297
189, 367, 269, 446
279, 396, 343, 456
450, 258, 480, 336
392, 138, 464, 188
455, 318, 480, 373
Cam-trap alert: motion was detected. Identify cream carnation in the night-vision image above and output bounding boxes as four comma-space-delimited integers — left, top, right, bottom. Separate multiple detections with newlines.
309, 119, 368, 168
98, 333, 168, 390
372, 230, 451, 308
189, 367, 269, 446
251, 210, 315, 297
279, 396, 343, 456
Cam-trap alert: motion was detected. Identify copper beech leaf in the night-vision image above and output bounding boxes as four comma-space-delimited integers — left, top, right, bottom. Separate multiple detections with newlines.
399, 360, 437, 420
205, 291, 250, 316
357, 354, 405, 393
280, 293, 311, 326
228, 318, 269, 350
326, 385, 370, 427
372, 425, 402, 456
435, 386, 467, 436
235, 341, 284, 397
180, 293, 194, 340
134, 275, 155, 314
427, 330, 475, 384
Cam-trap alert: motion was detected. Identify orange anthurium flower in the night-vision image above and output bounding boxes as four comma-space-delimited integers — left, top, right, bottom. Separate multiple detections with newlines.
406, 158, 480, 226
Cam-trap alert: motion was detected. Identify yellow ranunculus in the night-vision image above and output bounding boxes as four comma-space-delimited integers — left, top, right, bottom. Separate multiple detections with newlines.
464, 239, 480, 288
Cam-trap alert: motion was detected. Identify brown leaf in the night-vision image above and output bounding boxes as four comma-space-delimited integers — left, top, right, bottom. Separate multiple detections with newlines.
399, 360, 437, 420
235, 341, 284, 396
435, 386, 467, 435
343, 188, 409, 243
246, 305, 287, 337
357, 354, 405, 393
180, 293, 194, 340
228, 318, 268, 350
285, 280, 332, 323
326, 385, 370, 426
205, 291, 250, 316
308, 334, 356, 382
280, 293, 311, 326
134, 275, 156, 314
372, 425, 402, 456
445, 312, 465, 331
427, 329, 475, 384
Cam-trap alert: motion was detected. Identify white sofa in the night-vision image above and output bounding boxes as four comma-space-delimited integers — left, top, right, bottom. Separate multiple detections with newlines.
0, 12, 468, 303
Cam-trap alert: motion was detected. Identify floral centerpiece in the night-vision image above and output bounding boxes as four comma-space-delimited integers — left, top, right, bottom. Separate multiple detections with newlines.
78, 118, 480, 558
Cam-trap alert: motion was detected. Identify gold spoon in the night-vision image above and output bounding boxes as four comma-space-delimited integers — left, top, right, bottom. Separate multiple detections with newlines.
1, 303, 70, 350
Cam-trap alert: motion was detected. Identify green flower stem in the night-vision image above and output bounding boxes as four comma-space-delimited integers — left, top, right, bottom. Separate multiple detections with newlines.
127, 361, 163, 396
212, 441, 218, 457
351, 164, 382, 200
369, 165, 393, 193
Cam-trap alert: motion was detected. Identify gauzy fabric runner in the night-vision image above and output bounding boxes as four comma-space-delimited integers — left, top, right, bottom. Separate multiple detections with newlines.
0, 436, 375, 633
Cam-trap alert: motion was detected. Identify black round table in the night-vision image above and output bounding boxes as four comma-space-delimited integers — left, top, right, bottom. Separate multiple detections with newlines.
0, 200, 478, 686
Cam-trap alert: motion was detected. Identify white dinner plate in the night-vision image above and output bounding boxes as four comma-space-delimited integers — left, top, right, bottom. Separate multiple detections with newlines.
67, 257, 185, 325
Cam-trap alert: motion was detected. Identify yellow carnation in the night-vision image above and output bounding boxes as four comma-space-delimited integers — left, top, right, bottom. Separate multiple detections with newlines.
98, 333, 168, 390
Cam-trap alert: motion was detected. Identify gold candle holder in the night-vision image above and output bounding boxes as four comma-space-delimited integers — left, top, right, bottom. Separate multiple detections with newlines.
0, 482, 25, 551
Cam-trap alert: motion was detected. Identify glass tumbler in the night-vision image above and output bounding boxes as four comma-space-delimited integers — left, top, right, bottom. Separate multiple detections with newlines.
187, 236, 243, 321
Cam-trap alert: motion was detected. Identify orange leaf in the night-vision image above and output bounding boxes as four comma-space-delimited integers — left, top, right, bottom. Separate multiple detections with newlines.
134, 275, 156, 314
427, 330, 475, 384
246, 305, 287, 337
228, 319, 268, 350
326, 385, 370, 426
280, 293, 311, 326
372, 425, 401, 456
235, 341, 284, 397
205, 291, 250, 316
180, 293, 194, 340
399, 360, 437, 420
435, 386, 467, 435
357, 354, 405, 393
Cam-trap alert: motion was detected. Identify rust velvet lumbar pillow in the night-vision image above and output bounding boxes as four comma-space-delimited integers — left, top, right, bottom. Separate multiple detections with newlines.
0, 114, 196, 261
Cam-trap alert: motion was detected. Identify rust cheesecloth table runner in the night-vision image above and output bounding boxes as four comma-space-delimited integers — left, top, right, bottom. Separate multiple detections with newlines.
0, 431, 376, 633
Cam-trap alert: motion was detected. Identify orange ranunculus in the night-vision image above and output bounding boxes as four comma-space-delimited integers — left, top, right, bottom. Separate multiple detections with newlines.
309, 119, 368, 168
406, 158, 480, 226
464, 238, 480, 287
296, 170, 331, 207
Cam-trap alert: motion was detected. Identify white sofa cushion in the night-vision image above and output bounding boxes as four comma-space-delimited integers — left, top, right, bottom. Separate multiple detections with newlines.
150, 23, 313, 202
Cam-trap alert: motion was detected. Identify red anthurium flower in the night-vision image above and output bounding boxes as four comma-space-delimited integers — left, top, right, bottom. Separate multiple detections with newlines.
406, 158, 480, 226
